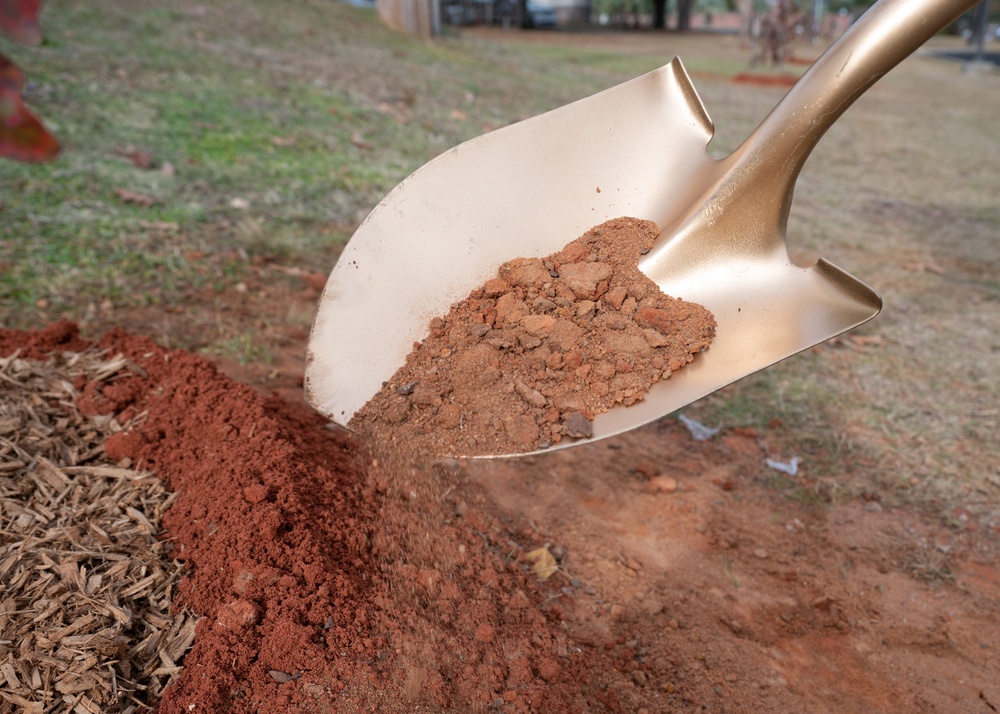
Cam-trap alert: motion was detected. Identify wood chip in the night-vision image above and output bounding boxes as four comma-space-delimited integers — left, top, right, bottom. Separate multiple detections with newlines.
0, 350, 197, 711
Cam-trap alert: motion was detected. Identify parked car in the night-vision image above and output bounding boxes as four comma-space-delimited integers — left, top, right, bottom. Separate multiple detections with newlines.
525, 1, 557, 28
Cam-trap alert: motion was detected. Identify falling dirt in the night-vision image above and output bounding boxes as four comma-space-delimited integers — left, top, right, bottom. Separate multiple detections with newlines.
351, 218, 715, 457
2, 323, 999, 713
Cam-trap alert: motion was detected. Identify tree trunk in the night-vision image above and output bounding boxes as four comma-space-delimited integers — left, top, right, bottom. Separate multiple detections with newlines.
737, 0, 754, 45
376, 0, 438, 37
972, 0, 989, 59
677, 0, 691, 31
653, 0, 668, 29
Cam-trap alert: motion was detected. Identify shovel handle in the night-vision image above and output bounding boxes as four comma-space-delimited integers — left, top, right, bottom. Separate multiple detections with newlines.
739, 0, 980, 205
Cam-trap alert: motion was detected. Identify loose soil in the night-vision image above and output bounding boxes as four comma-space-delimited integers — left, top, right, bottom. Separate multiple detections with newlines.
351, 218, 715, 457
2, 323, 999, 713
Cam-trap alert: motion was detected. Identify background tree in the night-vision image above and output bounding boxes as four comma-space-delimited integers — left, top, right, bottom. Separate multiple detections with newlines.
649, 0, 695, 29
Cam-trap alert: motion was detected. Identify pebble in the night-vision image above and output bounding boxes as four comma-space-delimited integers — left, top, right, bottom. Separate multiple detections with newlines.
514, 379, 547, 408
753, 548, 769, 559
215, 599, 259, 630
562, 410, 593, 438
647, 475, 678, 494
643, 598, 665, 616
396, 380, 419, 396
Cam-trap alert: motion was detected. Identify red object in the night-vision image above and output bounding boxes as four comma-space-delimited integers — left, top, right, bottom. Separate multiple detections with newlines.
0, 53, 59, 162
0, 0, 43, 45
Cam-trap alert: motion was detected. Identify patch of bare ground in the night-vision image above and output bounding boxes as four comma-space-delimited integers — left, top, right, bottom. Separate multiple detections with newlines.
467, 419, 1000, 712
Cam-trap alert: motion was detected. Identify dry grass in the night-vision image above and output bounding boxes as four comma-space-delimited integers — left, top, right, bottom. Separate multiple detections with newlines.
0, 351, 195, 713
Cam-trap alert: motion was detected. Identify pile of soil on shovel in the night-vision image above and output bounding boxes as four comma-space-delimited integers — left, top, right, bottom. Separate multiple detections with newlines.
351, 217, 716, 456
4, 322, 999, 714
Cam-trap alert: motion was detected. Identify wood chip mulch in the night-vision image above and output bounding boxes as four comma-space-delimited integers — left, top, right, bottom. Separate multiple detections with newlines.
0, 350, 196, 714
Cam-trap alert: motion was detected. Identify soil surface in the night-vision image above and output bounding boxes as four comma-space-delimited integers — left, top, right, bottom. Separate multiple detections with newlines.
352, 218, 715, 457
2, 323, 999, 713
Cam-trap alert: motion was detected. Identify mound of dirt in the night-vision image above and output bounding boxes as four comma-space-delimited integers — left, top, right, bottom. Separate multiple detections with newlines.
26, 324, 381, 712
4, 323, 999, 714
0, 324, 637, 712
352, 218, 715, 456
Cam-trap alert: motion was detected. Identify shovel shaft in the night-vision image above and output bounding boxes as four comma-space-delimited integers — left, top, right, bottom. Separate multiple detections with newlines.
737, 0, 980, 216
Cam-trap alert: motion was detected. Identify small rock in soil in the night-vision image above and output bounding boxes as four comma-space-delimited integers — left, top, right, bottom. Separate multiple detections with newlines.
563, 410, 593, 438
647, 475, 678, 494
215, 599, 259, 630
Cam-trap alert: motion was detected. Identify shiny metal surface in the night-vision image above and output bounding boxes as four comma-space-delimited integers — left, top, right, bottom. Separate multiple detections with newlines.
306, 0, 978, 456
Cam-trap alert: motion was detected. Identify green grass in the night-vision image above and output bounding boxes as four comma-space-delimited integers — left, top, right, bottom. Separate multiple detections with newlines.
1, 0, 482, 319
6, 0, 687, 322
4, 2, 710, 321
207, 330, 273, 366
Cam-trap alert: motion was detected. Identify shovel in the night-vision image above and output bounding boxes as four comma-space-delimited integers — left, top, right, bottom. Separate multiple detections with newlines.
305, 0, 977, 456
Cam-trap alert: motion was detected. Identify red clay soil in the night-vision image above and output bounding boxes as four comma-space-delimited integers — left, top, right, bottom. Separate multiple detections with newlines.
3, 322, 1000, 713
3, 322, 382, 711
352, 218, 715, 457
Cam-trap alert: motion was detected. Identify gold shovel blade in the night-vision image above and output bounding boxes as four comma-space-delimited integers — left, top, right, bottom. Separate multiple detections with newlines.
305, 58, 878, 448
306, 0, 979, 456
